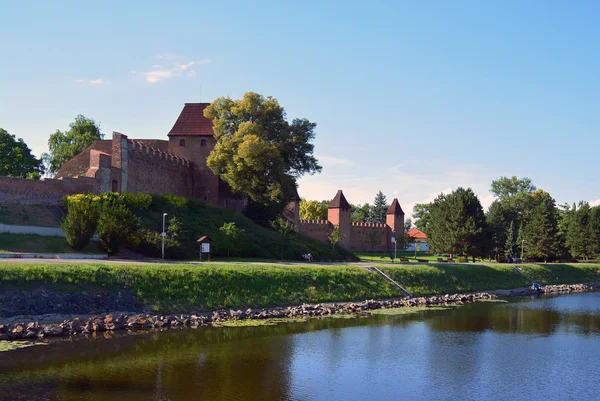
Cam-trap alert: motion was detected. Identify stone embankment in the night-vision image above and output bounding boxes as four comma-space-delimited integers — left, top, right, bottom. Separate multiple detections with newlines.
0, 283, 598, 341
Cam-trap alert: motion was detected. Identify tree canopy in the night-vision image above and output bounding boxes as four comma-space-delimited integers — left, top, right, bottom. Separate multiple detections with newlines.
0, 128, 44, 179
367, 191, 389, 224
42, 115, 103, 176
425, 187, 490, 259
204, 92, 321, 205
300, 199, 329, 220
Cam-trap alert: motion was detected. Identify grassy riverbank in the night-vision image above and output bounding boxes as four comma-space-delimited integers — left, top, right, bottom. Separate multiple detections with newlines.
1, 262, 599, 313
378, 263, 600, 296
0, 263, 397, 313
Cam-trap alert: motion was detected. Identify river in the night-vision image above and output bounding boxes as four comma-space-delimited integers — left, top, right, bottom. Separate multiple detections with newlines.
1, 292, 599, 401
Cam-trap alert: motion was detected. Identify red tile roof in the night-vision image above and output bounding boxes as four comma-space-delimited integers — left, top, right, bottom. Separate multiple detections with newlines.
168, 103, 214, 136
386, 199, 404, 215
407, 228, 427, 239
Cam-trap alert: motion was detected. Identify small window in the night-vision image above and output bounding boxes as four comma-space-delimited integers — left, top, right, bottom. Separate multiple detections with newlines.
179, 139, 185, 147
111, 180, 118, 192
201, 139, 207, 147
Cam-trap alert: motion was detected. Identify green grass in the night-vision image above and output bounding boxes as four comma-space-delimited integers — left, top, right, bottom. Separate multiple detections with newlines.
117, 193, 356, 261
357, 251, 452, 263
1, 261, 599, 315
0, 263, 398, 313
0, 234, 102, 254
378, 263, 600, 296
0, 204, 60, 227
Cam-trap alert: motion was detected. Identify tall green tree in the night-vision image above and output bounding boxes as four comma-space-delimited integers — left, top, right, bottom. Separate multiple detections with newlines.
367, 191, 388, 224
413, 203, 432, 231
566, 202, 594, 261
504, 221, 517, 260
523, 191, 560, 262
0, 128, 44, 179
42, 115, 103, 175
205, 92, 321, 205
426, 187, 490, 260
351, 203, 371, 223
299, 199, 329, 220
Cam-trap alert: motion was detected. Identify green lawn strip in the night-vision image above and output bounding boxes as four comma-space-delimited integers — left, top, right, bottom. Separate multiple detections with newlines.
0, 263, 398, 313
0, 234, 102, 254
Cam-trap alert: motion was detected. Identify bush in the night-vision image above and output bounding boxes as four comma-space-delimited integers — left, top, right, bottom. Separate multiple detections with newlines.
97, 203, 139, 254
61, 194, 99, 250
122, 192, 152, 210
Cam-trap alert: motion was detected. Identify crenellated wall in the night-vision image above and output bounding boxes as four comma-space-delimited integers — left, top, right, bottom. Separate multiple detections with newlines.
297, 220, 333, 244
120, 138, 193, 197
350, 223, 391, 252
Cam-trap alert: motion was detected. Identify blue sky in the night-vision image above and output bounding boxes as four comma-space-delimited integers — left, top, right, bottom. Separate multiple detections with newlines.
1, 0, 599, 215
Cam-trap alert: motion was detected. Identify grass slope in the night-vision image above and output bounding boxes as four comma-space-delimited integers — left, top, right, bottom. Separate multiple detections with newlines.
0, 204, 60, 227
133, 195, 355, 260
0, 263, 398, 313
379, 263, 600, 296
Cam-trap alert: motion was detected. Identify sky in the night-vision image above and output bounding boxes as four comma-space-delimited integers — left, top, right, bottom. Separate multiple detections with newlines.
1, 0, 599, 217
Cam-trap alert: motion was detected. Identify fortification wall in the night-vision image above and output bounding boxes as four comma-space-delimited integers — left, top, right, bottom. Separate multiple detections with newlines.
0, 176, 97, 205
124, 140, 193, 197
297, 220, 332, 244
350, 223, 391, 252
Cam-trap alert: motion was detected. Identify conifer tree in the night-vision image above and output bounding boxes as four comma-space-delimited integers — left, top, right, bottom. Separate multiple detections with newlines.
523, 192, 560, 262
367, 191, 388, 224
426, 187, 490, 260
504, 221, 516, 260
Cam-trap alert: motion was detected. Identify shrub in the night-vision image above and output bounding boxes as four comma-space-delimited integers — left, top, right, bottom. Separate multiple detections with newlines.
97, 203, 139, 254
163, 194, 188, 208
61, 194, 99, 250
122, 192, 152, 210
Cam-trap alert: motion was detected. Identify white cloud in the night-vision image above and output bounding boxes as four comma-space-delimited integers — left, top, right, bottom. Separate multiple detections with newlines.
590, 199, 600, 207
143, 58, 210, 84
74, 78, 111, 85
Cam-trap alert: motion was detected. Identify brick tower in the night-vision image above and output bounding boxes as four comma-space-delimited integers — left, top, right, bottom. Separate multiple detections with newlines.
328, 190, 352, 249
167, 103, 220, 204
386, 198, 405, 240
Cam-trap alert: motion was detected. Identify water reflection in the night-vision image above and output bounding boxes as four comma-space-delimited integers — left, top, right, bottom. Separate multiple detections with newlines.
1, 293, 599, 400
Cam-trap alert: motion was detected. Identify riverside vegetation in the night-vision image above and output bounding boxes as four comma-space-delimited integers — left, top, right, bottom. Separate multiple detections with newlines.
2, 262, 600, 314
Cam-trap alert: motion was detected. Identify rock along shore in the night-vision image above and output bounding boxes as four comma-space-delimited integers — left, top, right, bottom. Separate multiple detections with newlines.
1, 282, 599, 341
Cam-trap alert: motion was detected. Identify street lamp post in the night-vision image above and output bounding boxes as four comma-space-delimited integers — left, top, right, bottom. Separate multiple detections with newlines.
162, 213, 168, 260
521, 239, 525, 262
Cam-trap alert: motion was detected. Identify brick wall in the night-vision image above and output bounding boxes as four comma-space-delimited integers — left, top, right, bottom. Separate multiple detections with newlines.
0, 176, 97, 205
350, 223, 392, 252
297, 220, 333, 244
124, 140, 193, 197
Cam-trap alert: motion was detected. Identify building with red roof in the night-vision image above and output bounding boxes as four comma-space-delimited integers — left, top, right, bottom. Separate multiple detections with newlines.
405, 227, 430, 251
55, 103, 243, 210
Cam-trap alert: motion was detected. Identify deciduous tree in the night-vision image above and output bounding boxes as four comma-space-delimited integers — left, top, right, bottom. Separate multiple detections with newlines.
0, 128, 44, 179
42, 115, 103, 175
205, 92, 321, 205
300, 199, 329, 220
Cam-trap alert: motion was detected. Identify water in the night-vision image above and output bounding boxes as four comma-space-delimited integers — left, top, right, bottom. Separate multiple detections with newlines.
1, 293, 600, 401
